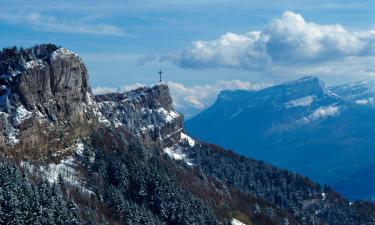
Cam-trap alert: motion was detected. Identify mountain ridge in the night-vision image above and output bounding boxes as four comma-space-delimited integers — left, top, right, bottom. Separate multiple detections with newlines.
186, 75, 375, 201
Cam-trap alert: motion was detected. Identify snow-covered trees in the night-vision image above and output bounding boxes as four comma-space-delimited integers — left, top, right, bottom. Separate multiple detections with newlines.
0, 160, 80, 225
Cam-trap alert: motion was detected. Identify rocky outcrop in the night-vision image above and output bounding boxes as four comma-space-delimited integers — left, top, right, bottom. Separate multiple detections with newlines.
0, 47, 95, 161
95, 84, 185, 150
0, 45, 186, 162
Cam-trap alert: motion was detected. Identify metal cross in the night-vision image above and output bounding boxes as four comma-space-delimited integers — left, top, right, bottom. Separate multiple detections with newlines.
158, 69, 163, 82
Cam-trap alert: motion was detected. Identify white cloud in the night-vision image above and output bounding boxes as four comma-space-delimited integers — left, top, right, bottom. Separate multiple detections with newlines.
0, 12, 128, 36
264, 11, 366, 62
167, 80, 270, 118
165, 31, 269, 69
121, 83, 146, 92
165, 11, 375, 71
92, 86, 118, 95
92, 83, 147, 95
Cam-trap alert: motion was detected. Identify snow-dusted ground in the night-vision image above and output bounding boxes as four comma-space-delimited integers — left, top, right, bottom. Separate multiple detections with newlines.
40, 141, 94, 195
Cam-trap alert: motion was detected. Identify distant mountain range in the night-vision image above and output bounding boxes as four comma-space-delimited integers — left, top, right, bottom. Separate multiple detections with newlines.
329, 80, 375, 108
185, 76, 375, 201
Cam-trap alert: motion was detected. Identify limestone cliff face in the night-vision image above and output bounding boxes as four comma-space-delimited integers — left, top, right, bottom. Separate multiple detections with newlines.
0, 48, 95, 160
95, 84, 184, 150
0, 45, 184, 161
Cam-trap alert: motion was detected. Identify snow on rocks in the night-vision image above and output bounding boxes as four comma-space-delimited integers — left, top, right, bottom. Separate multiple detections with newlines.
162, 131, 197, 166
299, 105, 340, 123
285, 95, 315, 108
7, 126, 19, 145
51, 48, 82, 62
13, 105, 32, 125
181, 132, 195, 147
86, 93, 110, 125
25, 59, 44, 69
164, 146, 193, 166
156, 107, 180, 123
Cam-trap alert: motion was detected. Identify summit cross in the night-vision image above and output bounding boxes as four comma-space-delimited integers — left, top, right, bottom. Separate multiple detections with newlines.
158, 69, 163, 83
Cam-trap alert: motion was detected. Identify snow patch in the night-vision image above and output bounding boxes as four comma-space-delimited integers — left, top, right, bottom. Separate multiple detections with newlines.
285, 95, 314, 108
114, 119, 123, 128
321, 192, 326, 201
355, 97, 374, 106
231, 218, 246, 225
181, 132, 195, 147
310, 105, 340, 120
141, 125, 155, 132
156, 107, 180, 123
86, 93, 110, 125
326, 90, 342, 99
42, 141, 94, 195
25, 59, 44, 69
300, 105, 340, 123
164, 146, 193, 166
51, 48, 82, 62
7, 126, 19, 145
13, 105, 32, 125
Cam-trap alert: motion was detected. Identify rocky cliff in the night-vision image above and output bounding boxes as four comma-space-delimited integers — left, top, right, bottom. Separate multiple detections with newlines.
0, 47, 94, 160
0, 45, 186, 162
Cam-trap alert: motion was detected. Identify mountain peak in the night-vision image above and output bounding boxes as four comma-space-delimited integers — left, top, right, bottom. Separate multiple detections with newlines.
284, 76, 325, 90
254, 76, 325, 101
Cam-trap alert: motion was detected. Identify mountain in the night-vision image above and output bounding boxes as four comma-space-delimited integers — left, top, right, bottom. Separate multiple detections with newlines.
185, 76, 375, 201
1, 45, 375, 225
329, 81, 375, 108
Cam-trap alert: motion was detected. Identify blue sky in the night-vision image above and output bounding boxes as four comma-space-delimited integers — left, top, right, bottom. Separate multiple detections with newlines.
1, 0, 374, 115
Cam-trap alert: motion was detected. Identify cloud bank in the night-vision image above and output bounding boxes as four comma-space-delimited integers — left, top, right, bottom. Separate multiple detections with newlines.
164, 11, 375, 74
